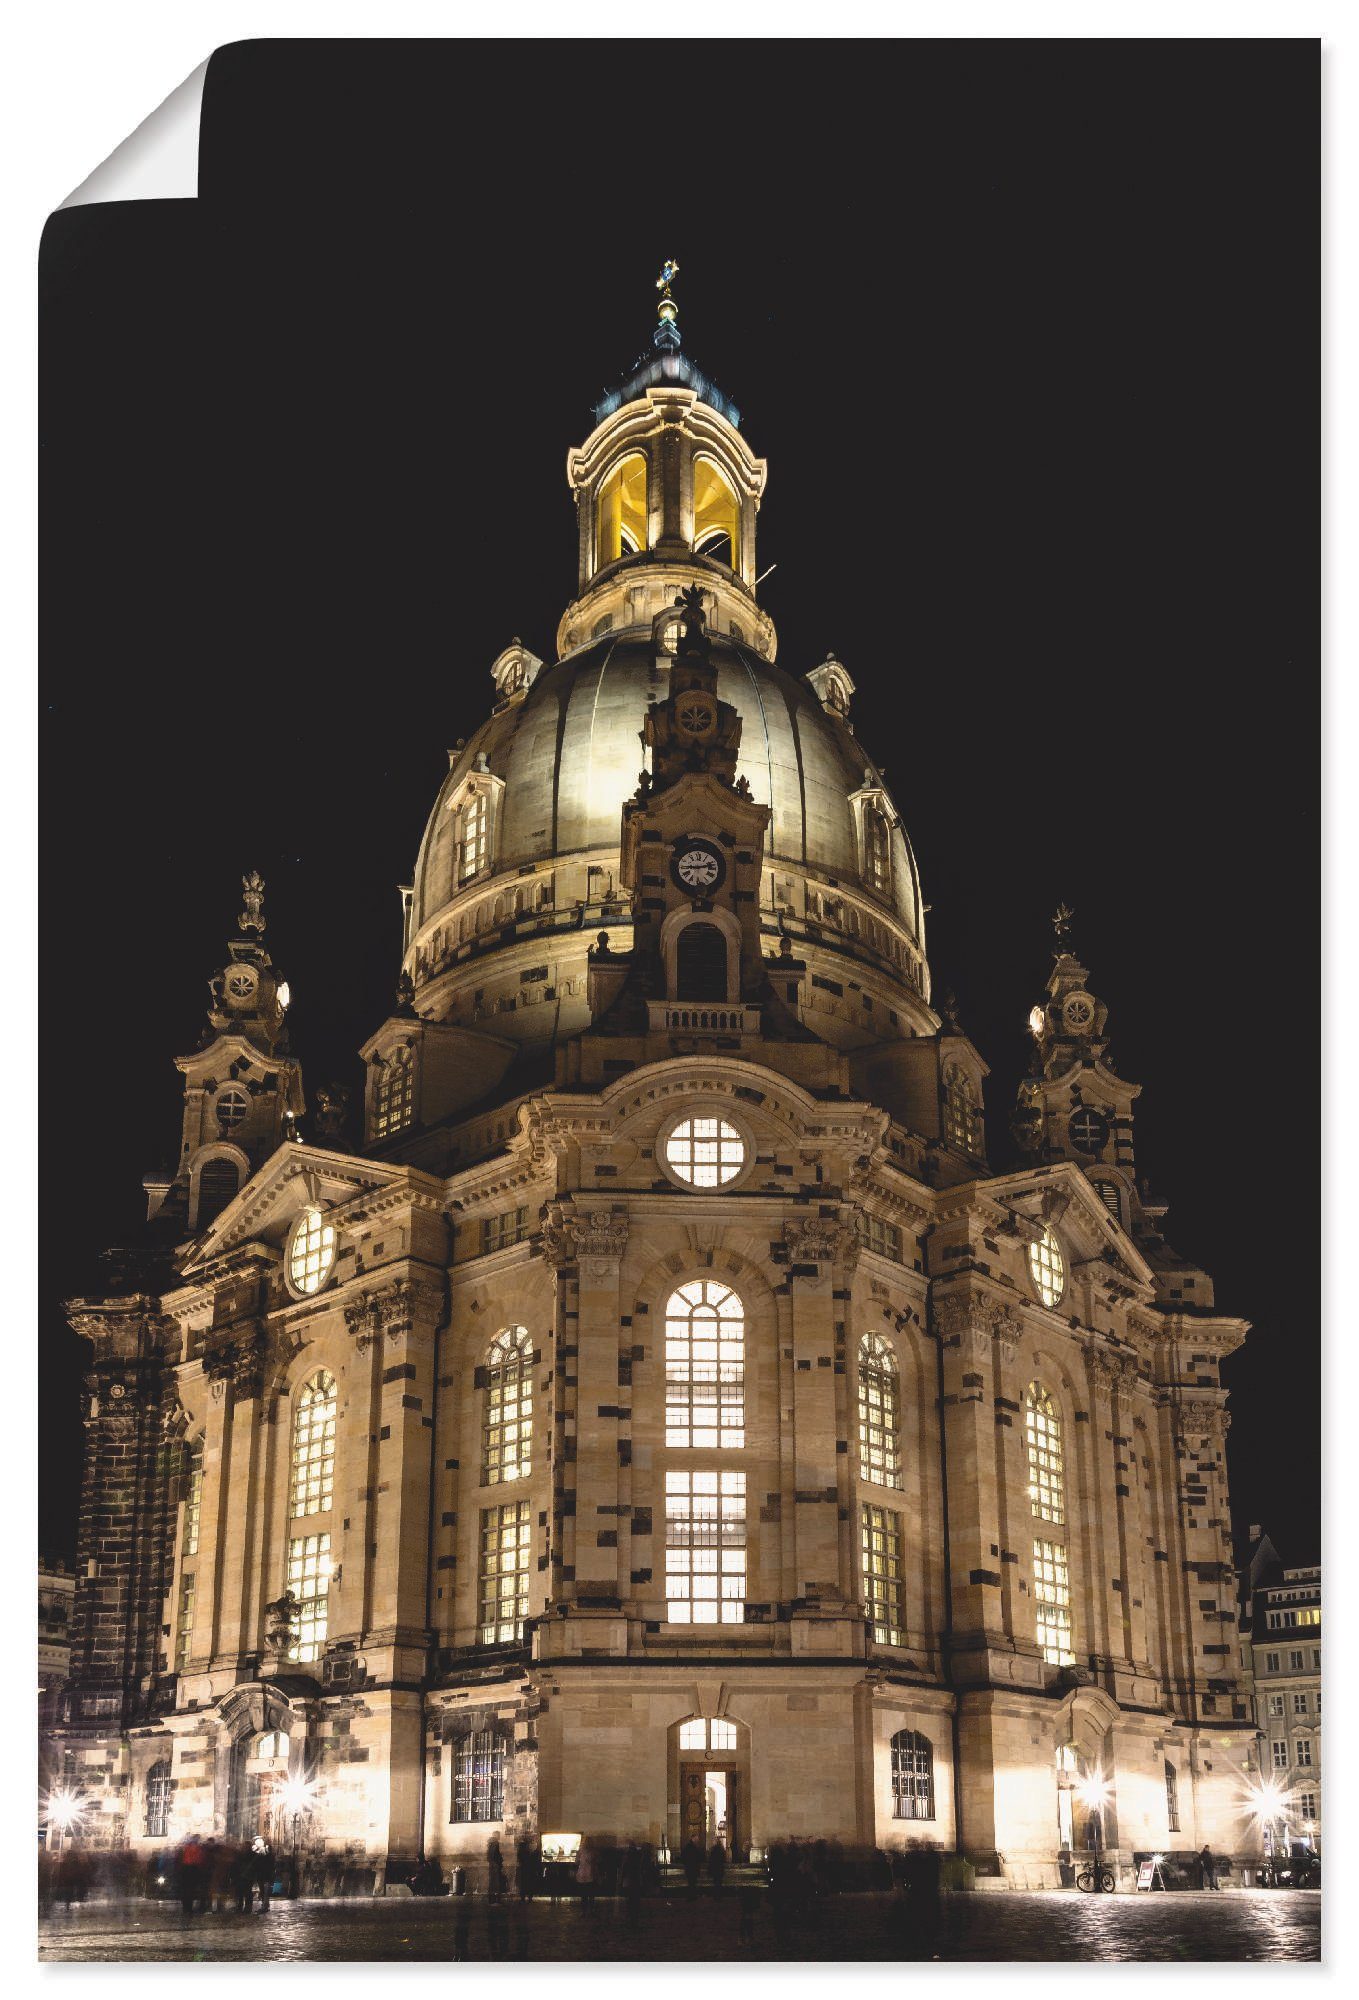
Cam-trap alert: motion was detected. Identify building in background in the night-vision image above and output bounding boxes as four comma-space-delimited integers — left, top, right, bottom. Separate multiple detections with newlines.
1239, 1528, 1321, 1855
39, 1559, 75, 1730
47, 275, 1258, 1890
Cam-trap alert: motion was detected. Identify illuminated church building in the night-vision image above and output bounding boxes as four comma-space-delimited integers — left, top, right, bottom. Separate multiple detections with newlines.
57, 274, 1253, 1887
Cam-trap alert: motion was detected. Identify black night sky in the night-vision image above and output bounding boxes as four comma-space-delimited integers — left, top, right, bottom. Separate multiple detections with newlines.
40, 40, 1319, 1566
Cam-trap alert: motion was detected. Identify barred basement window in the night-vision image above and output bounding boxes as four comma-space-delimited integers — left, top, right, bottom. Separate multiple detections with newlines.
175, 1570, 196, 1673
451, 1727, 506, 1823
890, 1730, 935, 1821
480, 1206, 531, 1255
145, 1761, 172, 1839
1033, 1539, 1074, 1664
484, 1327, 533, 1485
854, 1211, 903, 1262
1024, 1383, 1065, 1525
943, 1067, 978, 1153
861, 1504, 905, 1644
665, 1280, 745, 1449
479, 1502, 531, 1644
1165, 1761, 1180, 1833
182, 1436, 203, 1557
857, 1333, 901, 1488
374, 1044, 415, 1139
665, 1470, 746, 1624
460, 793, 489, 882
290, 1372, 336, 1518
285, 1534, 331, 1662
1028, 1225, 1065, 1307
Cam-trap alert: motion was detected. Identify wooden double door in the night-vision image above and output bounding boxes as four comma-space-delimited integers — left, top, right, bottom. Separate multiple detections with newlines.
680, 1760, 741, 1856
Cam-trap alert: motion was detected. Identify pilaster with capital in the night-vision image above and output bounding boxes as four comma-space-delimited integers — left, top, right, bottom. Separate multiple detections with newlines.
931, 1289, 1010, 1663
976, 1297, 1030, 1649
780, 1212, 859, 1624
356, 1272, 448, 1664
552, 1204, 629, 1614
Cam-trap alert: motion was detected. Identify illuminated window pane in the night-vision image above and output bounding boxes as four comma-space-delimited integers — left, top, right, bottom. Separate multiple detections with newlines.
175, 1569, 196, 1673
854, 1212, 903, 1262
484, 1326, 533, 1484
289, 1208, 336, 1296
374, 1044, 415, 1139
460, 793, 489, 883
1033, 1538, 1074, 1665
665, 1280, 744, 1448
182, 1437, 203, 1557
1024, 1383, 1065, 1526
692, 456, 739, 568
679, 1718, 706, 1750
665, 1471, 745, 1625
943, 1068, 978, 1154
890, 1730, 934, 1821
1028, 1226, 1065, 1307
479, 1501, 531, 1645
864, 806, 891, 896
596, 452, 648, 567
664, 1115, 745, 1189
861, 1504, 905, 1645
709, 1718, 737, 1751
290, 1371, 337, 1518
451, 1727, 506, 1823
285, 1534, 331, 1663
857, 1333, 901, 1488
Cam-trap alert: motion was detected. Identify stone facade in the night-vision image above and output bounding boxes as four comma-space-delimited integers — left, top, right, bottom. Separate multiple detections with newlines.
47, 281, 1258, 1888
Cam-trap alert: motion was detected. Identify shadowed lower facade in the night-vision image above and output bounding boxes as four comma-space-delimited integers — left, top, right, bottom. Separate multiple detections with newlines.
49, 275, 1257, 1889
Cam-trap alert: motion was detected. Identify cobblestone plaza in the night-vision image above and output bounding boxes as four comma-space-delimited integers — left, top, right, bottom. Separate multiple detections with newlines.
38, 1890, 1321, 1964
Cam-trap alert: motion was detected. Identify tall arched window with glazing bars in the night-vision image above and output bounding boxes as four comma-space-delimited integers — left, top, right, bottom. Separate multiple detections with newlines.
857, 1332, 901, 1487
290, 1371, 337, 1519
1024, 1382, 1064, 1524
483, 1326, 533, 1485
1025, 1381, 1074, 1664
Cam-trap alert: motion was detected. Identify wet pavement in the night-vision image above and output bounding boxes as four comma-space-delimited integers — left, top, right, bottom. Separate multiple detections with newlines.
37, 1888, 1322, 1963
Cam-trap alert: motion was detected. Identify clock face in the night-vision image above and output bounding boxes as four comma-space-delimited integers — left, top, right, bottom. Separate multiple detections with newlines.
1068, 1106, 1110, 1154
672, 842, 726, 893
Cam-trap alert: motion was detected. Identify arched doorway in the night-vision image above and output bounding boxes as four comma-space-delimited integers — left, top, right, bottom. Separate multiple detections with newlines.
227, 1728, 291, 1840
675, 923, 729, 1002
670, 1715, 749, 1861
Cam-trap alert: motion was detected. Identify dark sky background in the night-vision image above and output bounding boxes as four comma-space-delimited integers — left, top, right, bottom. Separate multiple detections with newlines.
40, 40, 1318, 1566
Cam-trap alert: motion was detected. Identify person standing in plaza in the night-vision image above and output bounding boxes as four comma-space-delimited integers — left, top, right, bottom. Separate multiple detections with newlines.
486, 1834, 506, 1902
250, 1835, 274, 1912
1199, 1844, 1219, 1891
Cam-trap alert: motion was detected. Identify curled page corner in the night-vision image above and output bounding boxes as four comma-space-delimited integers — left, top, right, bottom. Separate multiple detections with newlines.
59, 57, 208, 208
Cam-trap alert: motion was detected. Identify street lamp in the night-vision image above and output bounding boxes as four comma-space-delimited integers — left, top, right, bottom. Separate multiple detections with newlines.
1243, 1774, 1291, 1883
279, 1775, 317, 1899
44, 1788, 85, 1859
1073, 1767, 1112, 1879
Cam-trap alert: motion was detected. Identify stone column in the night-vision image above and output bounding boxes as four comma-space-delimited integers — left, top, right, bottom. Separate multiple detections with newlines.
782, 1213, 859, 1652
361, 1275, 446, 1672
931, 1289, 1007, 1681
981, 1300, 1029, 1653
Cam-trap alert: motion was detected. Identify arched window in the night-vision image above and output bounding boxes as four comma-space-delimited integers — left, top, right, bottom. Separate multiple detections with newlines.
595, 452, 647, 567
288, 1207, 337, 1296
291, 1372, 337, 1518
890, 1730, 935, 1820
678, 1717, 737, 1751
943, 1068, 979, 1154
460, 792, 489, 883
665, 1280, 745, 1448
483, 1326, 533, 1484
374, 1043, 415, 1139
692, 456, 739, 567
144, 1760, 172, 1839
675, 922, 729, 1002
182, 1435, 203, 1557
1024, 1383, 1065, 1525
857, 1333, 901, 1487
1028, 1226, 1065, 1307
451, 1726, 507, 1822
196, 1158, 239, 1230
1165, 1760, 1180, 1833
864, 805, 891, 894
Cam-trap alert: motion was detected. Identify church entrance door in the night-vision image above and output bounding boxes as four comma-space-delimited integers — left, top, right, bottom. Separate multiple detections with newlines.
680, 1760, 740, 1854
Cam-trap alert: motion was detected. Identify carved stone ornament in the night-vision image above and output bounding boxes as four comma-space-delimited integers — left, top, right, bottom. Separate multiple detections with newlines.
264, 1588, 300, 1653
1173, 1398, 1230, 1445
783, 1214, 857, 1268
979, 1298, 1023, 1364
202, 1327, 267, 1401
541, 1204, 628, 1273
345, 1277, 443, 1353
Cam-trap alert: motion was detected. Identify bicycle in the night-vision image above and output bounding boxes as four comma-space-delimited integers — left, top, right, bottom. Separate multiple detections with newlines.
1075, 1863, 1116, 1893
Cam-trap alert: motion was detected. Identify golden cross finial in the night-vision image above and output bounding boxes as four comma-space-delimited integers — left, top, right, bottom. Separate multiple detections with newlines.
656, 258, 680, 324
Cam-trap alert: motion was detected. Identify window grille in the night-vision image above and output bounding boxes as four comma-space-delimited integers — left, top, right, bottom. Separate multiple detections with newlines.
288, 1208, 336, 1295
478, 1502, 531, 1644
451, 1727, 506, 1823
664, 1115, 745, 1188
678, 1718, 737, 1752
857, 1334, 901, 1487
1033, 1539, 1074, 1664
144, 1761, 173, 1839
290, 1372, 336, 1518
285, 1534, 331, 1662
890, 1730, 935, 1820
665, 1471, 745, 1624
483, 1328, 533, 1485
215, 1088, 249, 1133
665, 1280, 745, 1449
1028, 1227, 1065, 1306
861, 1504, 905, 1645
374, 1044, 415, 1139
1025, 1383, 1065, 1525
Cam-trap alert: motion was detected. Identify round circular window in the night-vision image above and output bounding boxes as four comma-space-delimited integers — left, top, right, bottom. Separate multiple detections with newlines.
215, 1087, 249, 1133
661, 1112, 747, 1190
288, 1207, 337, 1297
1027, 1225, 1066, 1308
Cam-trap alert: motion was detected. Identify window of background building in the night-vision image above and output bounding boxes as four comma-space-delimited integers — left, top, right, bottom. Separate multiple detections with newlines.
451, 1726, 506, 1823
1033, 1539, 1074, 1664
1298, 1790, 1317, 1821
890, 1730, 935, 1821
483, 1327, 533, 1484
1268, 1693, 1285, 1717
1265, 1651, 1280, 1672
663, 1114, 745, 1188
1293, 1692, 1309, 1716
374, 1044, 415, 1139
857, 1332, 901, 1487
1272, 1740, 1288, 1770
665, 1470, 746, 1624
1028, 1226, 1065, 1307
285, 1534, 331, 1662
1289, 1649, 1305, 1670
1025, 1383, 1065, 1524
290, 1372, 336, 1518
478, 1502, 531, 1644
665, 1280, 745, 1449
861, 1505, 905, 1645
1297, 1739, 1313, 1767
